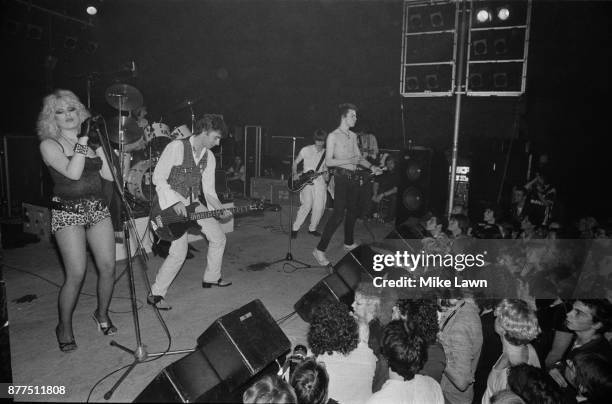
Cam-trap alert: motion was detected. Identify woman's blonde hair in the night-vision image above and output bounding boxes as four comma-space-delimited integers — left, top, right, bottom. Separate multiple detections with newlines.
495, 299, 541, 346
37, 89, 90, 141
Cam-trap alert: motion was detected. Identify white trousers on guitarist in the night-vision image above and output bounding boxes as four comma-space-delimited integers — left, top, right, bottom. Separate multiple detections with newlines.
292, 178, 327, 232
151, 203, 226, 297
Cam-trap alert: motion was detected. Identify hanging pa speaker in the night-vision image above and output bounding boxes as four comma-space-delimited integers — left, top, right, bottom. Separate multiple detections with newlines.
196, 299, 291, 391
396, 147, 433, 226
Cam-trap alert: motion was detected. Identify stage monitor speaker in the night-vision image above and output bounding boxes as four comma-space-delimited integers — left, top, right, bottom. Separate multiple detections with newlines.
134, 348, 226, 403
396, 147, 433, 226
294, 273, 354, 323
294, 245, 380, 323
197, 299, 290, 391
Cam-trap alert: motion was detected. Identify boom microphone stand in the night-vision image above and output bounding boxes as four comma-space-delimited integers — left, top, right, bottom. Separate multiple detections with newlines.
267, 136, 311, 269
97, 100, 194, 401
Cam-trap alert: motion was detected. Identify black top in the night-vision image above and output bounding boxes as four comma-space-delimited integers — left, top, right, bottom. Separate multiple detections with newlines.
49, 155, 104, 199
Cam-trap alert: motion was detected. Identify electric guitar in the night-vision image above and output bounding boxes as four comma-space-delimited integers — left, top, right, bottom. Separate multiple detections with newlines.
288, 170, 328, 193
150, 199, 264, 241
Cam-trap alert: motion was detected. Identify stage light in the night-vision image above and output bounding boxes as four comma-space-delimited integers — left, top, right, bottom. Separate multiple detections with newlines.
64, 36, 77, 50
494, 38, 507, 54
425, 74, 439, 90
473, 39, 488, 56
409, 13, 422, 30
430, 12, 444, 28
497, 6, 510, 21
86, 6, 97, 16
476, 9, 492, 23
469, 73, 483, 89
494, 72, 508, 88
406, 76, 419, 91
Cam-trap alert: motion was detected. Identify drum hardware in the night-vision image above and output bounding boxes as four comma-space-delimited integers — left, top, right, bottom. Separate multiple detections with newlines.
170, 124, 191, 140
169, 97, 204, 133
107, 116, 142, 144
105, 83, 144, 112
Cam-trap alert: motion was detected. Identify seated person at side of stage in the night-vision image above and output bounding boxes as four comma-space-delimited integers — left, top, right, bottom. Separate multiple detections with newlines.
226, 155, 245, 194
371, 156, 398, 221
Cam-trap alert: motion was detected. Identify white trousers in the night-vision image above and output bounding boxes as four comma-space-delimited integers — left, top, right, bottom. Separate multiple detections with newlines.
151, 203, 227, 297
292, 179, 327, 232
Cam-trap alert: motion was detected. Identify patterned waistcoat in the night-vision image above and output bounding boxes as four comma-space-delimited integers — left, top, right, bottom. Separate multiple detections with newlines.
167, 138, 208, 201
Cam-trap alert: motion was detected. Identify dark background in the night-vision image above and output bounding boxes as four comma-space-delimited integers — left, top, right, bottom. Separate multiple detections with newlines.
1, 0, 611, 221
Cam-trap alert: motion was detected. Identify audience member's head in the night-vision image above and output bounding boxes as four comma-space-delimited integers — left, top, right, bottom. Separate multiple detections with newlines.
243, 375, 297, 404
566, 299, 612, 336
394, 299, 439, 345
290, 358, 329, 404
449, 213, 470, 236
308, 301, 358, 356
570, 351, 612, 404
381, 320, 426, 381
352, 281, 382, 325
494, 299, 541, 346
490, 389, 525, 404
507, 364, 566, 404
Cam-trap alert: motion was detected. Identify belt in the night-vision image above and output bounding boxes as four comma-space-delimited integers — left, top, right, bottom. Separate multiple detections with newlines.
51, 197, 106, 214
333, 167, 357, 177
333, 167, 372, 182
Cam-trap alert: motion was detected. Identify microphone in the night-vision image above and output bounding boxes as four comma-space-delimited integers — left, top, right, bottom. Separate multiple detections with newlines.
131, 60, 137, 78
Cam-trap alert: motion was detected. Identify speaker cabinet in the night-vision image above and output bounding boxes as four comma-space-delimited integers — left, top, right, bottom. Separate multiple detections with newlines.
134, 349, 226, 403
197, 299, 290, 391
396, 147, 433, 225
294, 245, 378, 323
294, 273, 354, 323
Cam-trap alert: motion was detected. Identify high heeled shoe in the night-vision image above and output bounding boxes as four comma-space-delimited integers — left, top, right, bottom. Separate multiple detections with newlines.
92, 311, 117, 335
55, 325, 77, 353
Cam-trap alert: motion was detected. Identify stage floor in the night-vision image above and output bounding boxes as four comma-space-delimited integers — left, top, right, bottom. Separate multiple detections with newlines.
3, 207, 392, 402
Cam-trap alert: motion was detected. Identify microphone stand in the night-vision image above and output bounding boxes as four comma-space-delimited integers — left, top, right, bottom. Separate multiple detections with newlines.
96, 114, 194, 401
267, 136, 311, 270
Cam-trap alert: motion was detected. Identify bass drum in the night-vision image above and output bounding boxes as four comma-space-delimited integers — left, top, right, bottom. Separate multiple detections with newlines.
126, 160, 156, 203
143, 122, 171, 143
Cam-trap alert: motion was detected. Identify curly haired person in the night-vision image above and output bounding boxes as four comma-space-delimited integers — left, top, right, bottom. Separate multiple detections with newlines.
308, 300, 376, 404
481, 299, 541, 403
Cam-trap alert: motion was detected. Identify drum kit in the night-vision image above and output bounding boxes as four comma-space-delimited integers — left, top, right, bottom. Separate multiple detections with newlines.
103, 83, 195, 207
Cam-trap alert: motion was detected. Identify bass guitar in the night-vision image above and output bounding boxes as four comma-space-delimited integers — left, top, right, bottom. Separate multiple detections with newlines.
288, 170, 328, 193
150, 199, 264, 241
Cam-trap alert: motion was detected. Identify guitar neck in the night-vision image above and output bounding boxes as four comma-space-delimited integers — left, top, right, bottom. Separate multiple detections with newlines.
189, 205, 252, 221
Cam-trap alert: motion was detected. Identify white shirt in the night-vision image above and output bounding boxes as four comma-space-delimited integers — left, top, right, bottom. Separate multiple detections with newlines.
318, 341, 377, 404
366, 375, 445, 404
152, 136, 221, 211
298, 145, 326, 173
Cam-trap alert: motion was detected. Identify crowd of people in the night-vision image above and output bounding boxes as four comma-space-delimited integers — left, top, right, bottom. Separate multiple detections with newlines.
242, 294, 611, 404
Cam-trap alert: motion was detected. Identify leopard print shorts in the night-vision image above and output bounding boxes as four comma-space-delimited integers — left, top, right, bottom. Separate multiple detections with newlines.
51, 197, 110, 233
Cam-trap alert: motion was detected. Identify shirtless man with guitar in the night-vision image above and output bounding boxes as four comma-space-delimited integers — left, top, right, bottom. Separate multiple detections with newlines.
147, 115, 257, 309
290, 129, 328, 239
312, 103, 383, 266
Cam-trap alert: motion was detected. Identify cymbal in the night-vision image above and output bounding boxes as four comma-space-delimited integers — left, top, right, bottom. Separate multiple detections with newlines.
169, 96, 204, 112
105, 83, 143, 111
107, 116, 143, 144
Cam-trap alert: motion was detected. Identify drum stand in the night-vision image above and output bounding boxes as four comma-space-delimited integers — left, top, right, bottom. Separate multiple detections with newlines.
267, 136, 311, 270
99, 98, 194, 401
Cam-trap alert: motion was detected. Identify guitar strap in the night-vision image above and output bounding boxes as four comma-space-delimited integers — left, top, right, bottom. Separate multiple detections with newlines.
315, 151, 326, 172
